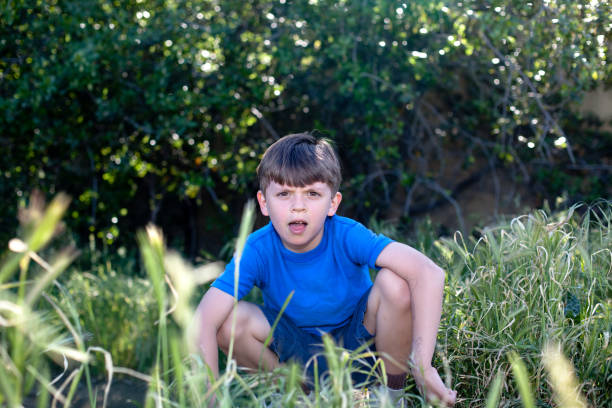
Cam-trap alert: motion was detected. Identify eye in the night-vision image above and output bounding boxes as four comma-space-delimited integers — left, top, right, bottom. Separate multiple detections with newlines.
307, 191, 320, 197
277, 191, 289, 197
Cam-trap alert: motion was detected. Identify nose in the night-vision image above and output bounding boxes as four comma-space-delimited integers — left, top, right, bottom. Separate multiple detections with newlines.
291, 195, 306, 212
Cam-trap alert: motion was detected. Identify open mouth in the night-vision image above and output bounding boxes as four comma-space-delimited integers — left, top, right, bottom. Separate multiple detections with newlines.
289, 221, 307, 234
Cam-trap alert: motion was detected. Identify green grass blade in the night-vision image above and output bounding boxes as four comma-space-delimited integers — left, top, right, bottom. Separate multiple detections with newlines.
25, 248, 79, 306
170, 336, 186, 408
0, 362, 18, 407
0, 251, 26, 285
235, 200, 256, 259
508, 351, 535, 408
259, 290, 294, 369
485, 370, 504, 408
26, 193, 71, 253
226, 201, 256, 368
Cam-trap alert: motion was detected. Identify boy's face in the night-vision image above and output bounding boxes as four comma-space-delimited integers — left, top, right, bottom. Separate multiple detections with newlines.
257, 181, 342, 253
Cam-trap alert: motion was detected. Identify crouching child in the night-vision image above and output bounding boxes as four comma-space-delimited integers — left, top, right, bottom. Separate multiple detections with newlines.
196, 133, 457, 406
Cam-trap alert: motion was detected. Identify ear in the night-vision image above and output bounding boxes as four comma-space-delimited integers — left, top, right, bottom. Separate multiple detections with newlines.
327, 192, 342, 216
256, 190, 269, 216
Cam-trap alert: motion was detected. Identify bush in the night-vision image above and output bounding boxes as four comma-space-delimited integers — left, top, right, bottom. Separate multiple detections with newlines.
1, 0, 609, 257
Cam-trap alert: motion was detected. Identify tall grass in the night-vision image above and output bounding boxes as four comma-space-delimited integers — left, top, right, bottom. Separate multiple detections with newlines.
436, 202, 611, 407
0, 192, 89, 407
1, 194, 610, 407
134, 201, 610, 407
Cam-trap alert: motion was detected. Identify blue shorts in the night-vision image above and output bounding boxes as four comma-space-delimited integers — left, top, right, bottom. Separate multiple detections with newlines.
258, 288, 376, 386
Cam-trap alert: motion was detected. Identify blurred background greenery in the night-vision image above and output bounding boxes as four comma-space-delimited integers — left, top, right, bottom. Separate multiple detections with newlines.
1, 2, 611, 404
1, 0, 610, 262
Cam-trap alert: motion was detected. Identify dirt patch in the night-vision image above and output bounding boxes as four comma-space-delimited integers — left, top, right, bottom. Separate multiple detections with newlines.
73, 378, 148, 408
23, 377, 148, 408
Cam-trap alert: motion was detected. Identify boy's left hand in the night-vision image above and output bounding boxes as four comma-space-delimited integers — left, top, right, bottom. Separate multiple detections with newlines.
411, 365, 457, 406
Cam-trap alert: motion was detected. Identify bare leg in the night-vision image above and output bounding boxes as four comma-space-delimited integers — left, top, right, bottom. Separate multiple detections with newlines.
363, 268, 413, 375
216, 301, 280, 371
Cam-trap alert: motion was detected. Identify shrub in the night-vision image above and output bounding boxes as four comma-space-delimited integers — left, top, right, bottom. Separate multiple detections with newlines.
2, 0, 610, 257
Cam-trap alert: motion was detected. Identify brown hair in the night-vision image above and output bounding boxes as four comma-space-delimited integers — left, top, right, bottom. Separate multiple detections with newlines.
257, 132, 342, 194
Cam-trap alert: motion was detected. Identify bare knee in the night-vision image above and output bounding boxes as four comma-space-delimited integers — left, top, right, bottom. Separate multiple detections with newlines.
216, 305, 248, 351
375, 268, 411, 311
216, 302, 270, 352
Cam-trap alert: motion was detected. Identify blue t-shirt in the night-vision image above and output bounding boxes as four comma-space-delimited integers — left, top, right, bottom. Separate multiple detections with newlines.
211, 215, 393, 334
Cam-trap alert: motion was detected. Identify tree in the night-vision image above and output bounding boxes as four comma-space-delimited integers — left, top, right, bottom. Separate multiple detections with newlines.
1, 0, 610, 258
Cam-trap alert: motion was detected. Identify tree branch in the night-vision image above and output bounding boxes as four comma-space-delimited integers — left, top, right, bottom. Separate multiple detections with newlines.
480, 32, 576, 164
251, 107, 279, 139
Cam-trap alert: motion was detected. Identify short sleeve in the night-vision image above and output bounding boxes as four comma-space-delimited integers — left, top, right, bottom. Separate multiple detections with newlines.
343, 221, 393, 268
211, 241, 261, 300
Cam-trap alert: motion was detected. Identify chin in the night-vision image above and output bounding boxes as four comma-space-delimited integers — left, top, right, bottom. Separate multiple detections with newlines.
287, 240, 310, 251
290, 240, 308, 248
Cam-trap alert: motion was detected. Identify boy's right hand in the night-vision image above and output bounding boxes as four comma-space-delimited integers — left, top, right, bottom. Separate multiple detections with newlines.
411, 365, 457, 406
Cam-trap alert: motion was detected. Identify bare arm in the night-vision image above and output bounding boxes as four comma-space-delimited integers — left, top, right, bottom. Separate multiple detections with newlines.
195, 287, 235, 378
376, 242, 444, 367
376, 242, 456, 405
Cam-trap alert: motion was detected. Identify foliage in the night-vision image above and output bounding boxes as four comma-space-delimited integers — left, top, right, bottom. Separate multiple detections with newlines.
1, 0, 610, 257
52, 270, 158, 375
0, 192, 89, 407
433, 201, 611, 406
1, 191, 610, 406
122, 199, 611, 407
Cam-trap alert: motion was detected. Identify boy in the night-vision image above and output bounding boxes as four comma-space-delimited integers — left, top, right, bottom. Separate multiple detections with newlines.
197, 133, 457, 406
